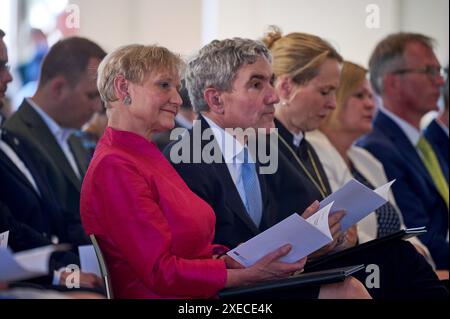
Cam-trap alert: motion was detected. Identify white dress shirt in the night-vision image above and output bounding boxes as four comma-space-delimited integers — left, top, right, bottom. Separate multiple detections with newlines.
203, 116, 246, 187
27, 98, 81, 179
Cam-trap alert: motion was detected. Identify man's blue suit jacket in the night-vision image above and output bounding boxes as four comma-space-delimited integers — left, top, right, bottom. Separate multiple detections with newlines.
357, 111, 448, 269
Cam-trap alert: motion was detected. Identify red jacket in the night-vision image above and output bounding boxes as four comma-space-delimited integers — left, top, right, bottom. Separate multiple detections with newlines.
80, 127, 227, 299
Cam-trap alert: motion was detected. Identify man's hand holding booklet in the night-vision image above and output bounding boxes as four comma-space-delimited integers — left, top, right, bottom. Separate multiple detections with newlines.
228, 178, 397, 267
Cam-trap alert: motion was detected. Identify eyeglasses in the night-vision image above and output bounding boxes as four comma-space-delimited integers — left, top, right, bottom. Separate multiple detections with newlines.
391, 66, 447, 79
0, 62, 10, 73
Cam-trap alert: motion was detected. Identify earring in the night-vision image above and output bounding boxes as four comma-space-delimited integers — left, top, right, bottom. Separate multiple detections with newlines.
123, 95, 132, 105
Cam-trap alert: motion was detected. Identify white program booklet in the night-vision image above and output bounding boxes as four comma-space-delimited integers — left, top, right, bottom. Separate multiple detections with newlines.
227, 179, 395, 267
78, 245, 101, 277
0, 245, 68, 282
319, 179, 395, 231
0, 231, 9, 249
228, 203, 334, 267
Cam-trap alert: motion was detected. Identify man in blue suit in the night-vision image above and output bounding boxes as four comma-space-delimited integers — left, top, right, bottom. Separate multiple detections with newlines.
424, 69, 449, 183
357, 33, 448, 270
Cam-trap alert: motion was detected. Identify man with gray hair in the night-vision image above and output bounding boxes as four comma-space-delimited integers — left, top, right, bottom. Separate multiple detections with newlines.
358, 33, 448, 270
166, 38, 281, 249
164, 37, 380, 299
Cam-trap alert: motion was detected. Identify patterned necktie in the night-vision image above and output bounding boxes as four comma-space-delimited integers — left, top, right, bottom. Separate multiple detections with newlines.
417, 136, 449, 209
351, 166, 401, 238
237, 147, 263, 227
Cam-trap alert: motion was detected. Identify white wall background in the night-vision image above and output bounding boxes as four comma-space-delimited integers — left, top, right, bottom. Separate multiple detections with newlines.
69, 0, 448, 66
72, 0, 203, 57
208, 0, 448, 66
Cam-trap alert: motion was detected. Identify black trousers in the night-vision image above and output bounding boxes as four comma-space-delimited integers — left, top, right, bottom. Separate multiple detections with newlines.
304, 240, 448, 299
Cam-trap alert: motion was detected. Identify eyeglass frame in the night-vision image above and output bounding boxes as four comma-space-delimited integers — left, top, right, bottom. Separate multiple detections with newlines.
390, 65, 447, 80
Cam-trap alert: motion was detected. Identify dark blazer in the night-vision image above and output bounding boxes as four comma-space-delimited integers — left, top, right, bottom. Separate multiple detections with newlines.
357, 111, 448, 269
424, 118, 449, 183
264, 119, 332, 222
0, 130, 89, 246
0, 201, 52, 252
4, 100, 90, 221
164, 115, 277, 248
0, 201, 80, 286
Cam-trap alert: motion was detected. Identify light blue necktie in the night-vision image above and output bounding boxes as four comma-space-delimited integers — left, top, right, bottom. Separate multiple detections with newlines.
236, 147, 263, 227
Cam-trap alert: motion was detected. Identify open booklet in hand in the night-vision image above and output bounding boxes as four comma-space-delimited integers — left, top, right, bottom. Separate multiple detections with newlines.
227, 178, 395, 267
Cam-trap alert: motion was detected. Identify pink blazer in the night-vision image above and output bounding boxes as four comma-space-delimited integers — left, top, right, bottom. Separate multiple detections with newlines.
80, 128, 227, 299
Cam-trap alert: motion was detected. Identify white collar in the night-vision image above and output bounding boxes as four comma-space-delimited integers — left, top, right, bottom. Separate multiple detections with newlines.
175, 113, 193, 130
202, 115, 245, 163
27, 98, 75, 144
292, 131, 304, 147
380, 106, 421, 146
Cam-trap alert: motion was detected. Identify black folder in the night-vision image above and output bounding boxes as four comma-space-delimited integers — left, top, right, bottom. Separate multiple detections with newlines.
218, 264, 365, 298
304, 227, 427, 271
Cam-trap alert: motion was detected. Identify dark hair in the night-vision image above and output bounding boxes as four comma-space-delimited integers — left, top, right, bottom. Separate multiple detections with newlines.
0, 29, 5, 38
39, 37, 106, 88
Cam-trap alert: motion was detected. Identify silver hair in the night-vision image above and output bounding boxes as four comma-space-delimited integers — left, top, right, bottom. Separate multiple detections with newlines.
369, 32, 435, 95
185, 38, 272, 112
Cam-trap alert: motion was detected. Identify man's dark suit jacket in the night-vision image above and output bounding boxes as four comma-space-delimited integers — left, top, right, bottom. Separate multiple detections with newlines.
0, 129, 89, 246
4, 100, 90, 230
424, 118, 449, 183
164, 115, 278, 248
357, 111, 448, 269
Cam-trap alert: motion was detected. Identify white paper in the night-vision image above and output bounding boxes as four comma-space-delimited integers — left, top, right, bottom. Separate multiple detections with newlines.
0, 231, 9, 249
227, 203, 334, 267
78, 245, 101, 277
319, 179, 395, 231
0, 245, 67, 282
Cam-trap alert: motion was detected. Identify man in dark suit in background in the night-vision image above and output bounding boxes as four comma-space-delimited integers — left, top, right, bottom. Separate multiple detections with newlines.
4, 37, 106, 224
0, 29, 102, 289
1, 29, 88, 248
357, 33, 448, 270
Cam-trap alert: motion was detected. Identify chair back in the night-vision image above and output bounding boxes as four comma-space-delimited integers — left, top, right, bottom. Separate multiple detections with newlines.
89, 234, 114, 299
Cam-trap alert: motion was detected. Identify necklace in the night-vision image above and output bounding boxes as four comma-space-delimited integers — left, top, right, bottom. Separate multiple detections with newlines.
276, 131, 328, 199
